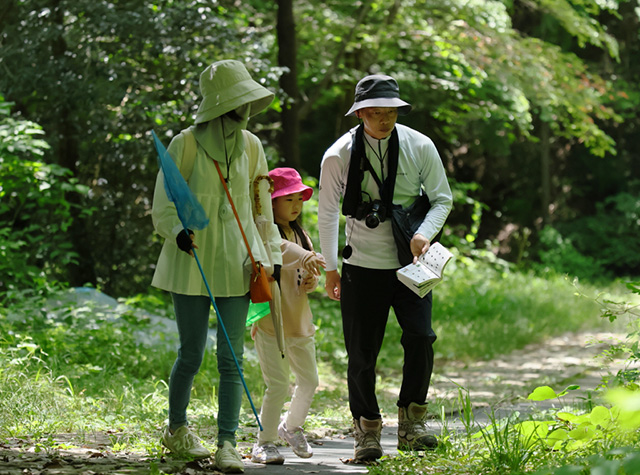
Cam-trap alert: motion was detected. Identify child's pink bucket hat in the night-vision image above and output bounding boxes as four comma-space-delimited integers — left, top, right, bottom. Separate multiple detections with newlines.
269, 168, 313, 201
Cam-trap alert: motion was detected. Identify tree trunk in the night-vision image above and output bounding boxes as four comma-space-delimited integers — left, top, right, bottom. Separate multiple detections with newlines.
277, 0, 301, 170
52, 2, 97, 287
540, 121, 551, 225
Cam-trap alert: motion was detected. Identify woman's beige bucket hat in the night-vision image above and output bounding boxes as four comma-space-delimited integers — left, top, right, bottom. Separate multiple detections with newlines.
195, 60, 274, 124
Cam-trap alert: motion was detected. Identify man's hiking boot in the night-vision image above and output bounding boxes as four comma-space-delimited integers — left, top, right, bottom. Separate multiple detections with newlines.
353, 416, 383, 461
397, 402, 439, 451
161, 426, 211, 459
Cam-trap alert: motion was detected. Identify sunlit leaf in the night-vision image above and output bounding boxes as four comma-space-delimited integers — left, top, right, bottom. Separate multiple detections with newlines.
528, 386, 558, 401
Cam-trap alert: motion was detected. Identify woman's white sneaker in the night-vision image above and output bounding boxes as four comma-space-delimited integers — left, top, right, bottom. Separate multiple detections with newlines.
161, 426, 211, 459
214, 441, 244, 473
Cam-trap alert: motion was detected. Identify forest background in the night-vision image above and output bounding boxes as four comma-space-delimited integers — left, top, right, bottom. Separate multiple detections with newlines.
2, 2, 640, 473
1, 0, 639, 298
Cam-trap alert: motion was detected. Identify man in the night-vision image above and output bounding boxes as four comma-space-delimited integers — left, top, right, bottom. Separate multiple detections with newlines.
318, 74, 452, 461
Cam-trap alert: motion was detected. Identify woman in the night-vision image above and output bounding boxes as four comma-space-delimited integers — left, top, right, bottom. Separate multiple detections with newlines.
151, 60, 282, 473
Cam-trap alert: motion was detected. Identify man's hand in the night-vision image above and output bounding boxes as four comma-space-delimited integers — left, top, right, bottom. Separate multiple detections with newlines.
410, 233, 430, 264
324, 269, 341, 301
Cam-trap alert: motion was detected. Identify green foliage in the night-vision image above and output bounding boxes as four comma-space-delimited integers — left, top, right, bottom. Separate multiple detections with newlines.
0, 97, 89, 301
432, 252, 606, 361
536, 0, 620, 58
595, 280, 640, 324
0, 286, 269, 447
445, 178, 488, 252
0, 260, 637, 474
0, 336, 74, 438
297, 0, 621, 155
463, 379, 640, 474
367, 451, 457, 475
476, 411, 541, 473
0, 0, 637, 297
557, 187, 640, 277
532, 449, 640, 475
0, 0, 283, 296
535, 225, 608, 282
590, 280, 640, 388
519, 385, 623, 452
522, 280, 640, 474
2, 289, 171, 390
0, 331, 171, 449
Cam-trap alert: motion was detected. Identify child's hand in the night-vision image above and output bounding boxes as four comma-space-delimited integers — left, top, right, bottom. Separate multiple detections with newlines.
300, 273, 318, 292
302, 252, 326, 276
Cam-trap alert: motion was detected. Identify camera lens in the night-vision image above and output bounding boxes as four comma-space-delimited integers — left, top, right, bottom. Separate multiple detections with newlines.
365, 212, 380, 228
364, 201, 384, 228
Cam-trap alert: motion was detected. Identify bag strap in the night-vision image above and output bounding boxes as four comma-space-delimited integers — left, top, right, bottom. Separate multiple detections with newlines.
213, 160, 260, 274
179, 127, 197, 181
342, 124, 399, 217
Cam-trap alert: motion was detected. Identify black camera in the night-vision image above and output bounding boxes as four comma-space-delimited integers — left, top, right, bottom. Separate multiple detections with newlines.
355, 199, 387, 229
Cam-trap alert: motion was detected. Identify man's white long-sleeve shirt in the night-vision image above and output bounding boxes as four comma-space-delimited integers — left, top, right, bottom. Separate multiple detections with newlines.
318, 124, 453, 271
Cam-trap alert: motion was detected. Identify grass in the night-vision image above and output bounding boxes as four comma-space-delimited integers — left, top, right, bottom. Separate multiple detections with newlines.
0, 256, 637, 473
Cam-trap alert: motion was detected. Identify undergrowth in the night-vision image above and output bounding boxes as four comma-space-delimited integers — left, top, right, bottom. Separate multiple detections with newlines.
0, 257, 637, 474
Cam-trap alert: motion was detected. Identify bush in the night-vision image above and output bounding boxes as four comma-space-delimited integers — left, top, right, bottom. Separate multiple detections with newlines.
0, 96, 91, 302
560, 188, 640, 277
534, 225, 608, 282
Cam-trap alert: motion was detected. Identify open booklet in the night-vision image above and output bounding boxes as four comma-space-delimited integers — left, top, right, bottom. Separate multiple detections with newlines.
396, 242, 454, 297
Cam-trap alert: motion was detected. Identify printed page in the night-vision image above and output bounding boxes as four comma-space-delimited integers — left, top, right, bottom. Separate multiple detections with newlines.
397, 261, 439, 285
419, 242, 453, 279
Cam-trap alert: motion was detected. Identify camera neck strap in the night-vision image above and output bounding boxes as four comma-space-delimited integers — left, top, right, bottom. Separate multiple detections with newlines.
342, 123, 399, 217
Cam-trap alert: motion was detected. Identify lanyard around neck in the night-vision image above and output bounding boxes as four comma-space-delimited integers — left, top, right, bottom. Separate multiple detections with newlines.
220, 118, 232, 182
364, 136, 388, 184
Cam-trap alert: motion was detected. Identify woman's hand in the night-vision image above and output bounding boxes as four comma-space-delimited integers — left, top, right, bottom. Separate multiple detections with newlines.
176, 229, 198, 257
270, 264, 282, 286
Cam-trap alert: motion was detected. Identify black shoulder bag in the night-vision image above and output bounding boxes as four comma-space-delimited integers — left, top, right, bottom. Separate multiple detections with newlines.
391, 195, 435, 266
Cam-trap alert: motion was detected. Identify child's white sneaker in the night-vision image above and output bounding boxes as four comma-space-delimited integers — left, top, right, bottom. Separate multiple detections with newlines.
161, 426, 211, 459
250, 442, 285, 464
278, 421, 313, 458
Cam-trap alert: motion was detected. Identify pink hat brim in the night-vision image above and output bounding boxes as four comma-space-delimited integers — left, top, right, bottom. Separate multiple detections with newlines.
271, 184, 313, 201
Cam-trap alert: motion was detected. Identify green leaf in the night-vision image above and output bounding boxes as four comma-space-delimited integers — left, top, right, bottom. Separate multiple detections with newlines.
545, 428, 569, 448
622, 452, 640, 475
589, 405, 613, 428
568, 422, 597, 440
557, 411, 579, 422
527, 385, 558, 401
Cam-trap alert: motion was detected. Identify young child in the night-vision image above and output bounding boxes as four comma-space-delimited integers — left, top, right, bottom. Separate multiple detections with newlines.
251, 167, 326, 465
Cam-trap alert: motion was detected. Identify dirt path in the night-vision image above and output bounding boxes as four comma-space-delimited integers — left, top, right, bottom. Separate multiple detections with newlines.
433, 330, 626, 409
0, 331, 628, 474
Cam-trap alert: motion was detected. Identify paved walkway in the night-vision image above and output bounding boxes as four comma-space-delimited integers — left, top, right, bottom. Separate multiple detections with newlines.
0, 331, 628, 474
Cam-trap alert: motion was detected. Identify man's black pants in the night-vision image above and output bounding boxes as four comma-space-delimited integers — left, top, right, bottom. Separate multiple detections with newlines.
341, 263, 437, 420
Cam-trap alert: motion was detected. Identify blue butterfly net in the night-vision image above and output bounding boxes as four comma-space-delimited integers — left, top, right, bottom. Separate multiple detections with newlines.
151, 130, 209, 231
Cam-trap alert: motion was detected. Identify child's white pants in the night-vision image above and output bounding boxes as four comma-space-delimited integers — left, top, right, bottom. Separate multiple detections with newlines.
254, 329, 319, 444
